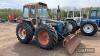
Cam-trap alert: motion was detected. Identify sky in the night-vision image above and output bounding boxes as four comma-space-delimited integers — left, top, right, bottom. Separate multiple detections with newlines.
0, 0, 100, 9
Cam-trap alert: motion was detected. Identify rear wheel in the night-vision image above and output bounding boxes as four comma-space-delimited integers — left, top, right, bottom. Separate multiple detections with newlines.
67, 20, 78, 33
36, 27, 58, 50
16, 22, 34, 44
80, 22, 97, 36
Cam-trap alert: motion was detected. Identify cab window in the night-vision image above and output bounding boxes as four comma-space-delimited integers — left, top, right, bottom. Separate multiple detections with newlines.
23, 8, 29, 18
91, 11, 96, 17
38, 7, 48, 17
30, 8, 35, 18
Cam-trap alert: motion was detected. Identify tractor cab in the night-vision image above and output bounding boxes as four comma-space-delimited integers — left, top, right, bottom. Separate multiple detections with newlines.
89, 10, 100, 26
23, 2, 48, 20
89, 10, 100, 19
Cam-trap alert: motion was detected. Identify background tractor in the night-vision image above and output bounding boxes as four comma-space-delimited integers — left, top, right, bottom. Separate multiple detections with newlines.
16, 2, 80, 54
89, 10, 100, 26
66, 9, 98, 36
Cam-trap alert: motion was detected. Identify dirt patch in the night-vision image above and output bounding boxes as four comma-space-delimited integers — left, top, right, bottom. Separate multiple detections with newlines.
0, 23, 100, 56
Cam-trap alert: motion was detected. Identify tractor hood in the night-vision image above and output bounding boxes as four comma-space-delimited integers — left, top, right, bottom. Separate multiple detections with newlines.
81, 18, 99, 26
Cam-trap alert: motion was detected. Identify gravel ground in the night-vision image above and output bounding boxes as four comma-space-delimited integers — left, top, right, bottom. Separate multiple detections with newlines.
0, 23, 100, 56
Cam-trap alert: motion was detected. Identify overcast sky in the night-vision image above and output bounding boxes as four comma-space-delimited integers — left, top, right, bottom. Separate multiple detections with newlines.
0, 0, 100, 9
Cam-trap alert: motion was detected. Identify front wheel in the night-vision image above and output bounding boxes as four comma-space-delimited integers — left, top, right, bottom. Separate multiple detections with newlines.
36, 27, 58, 50
80, 22, 98, 36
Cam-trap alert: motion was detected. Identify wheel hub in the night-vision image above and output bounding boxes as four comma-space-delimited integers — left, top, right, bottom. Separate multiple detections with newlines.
83, 24, 94, 33
68, 23, 73, 32
18, 28, 26, 39
38, 31, 49, 45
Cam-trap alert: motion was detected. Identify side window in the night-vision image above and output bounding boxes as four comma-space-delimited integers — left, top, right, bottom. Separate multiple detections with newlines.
23, 8, 29, 18
31, 9, 35, 15
91, 11, 96, 17
97, 11, 100, 17
30, 9, 35, 18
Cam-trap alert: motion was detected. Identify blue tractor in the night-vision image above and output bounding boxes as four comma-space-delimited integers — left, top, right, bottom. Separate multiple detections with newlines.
66, 10, 98, 36
88, 10, 100, 26
16, 2, 80, 54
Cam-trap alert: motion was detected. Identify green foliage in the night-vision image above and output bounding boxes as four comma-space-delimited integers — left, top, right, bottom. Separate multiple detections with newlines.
1, 7, 100, 20
61, 10, 67, 18
48, 9, 53, 18
48, 7, 100, 18
0, 8, 22, 20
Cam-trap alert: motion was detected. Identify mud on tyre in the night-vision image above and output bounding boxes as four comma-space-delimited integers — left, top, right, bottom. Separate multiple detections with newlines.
35, 25, 58, 50
16, 22, 34, 44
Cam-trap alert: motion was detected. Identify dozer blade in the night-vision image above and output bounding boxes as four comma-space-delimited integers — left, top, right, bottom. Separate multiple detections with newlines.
63, 32, 81, 55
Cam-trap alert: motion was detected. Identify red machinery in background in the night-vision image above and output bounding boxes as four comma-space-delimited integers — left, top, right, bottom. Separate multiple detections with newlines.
8, 13, 16, 22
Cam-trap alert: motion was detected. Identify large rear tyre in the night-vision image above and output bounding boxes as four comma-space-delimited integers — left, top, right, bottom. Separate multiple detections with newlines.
36, 26, 58, 50
67, 20, 78, 33
80, 22, 98, 36
16, 22, 34, 44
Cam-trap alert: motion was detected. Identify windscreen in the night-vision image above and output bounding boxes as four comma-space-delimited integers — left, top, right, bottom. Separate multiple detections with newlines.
38, 7, 48, 17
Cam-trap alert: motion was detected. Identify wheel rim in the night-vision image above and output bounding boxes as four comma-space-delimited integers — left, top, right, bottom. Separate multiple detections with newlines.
83, 24, 94, 33
18, 28, 26, 39
38, 31, 49, 45
68, 23, 73, 32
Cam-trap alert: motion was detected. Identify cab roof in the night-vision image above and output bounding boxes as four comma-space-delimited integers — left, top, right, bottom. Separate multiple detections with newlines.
24, 2, 47, 8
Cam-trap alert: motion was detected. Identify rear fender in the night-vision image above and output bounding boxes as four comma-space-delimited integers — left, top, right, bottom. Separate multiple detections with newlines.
36, 24, 58, 37
81, 21, 98, 33
21, 20, 35, 33
81, 20, 98, 26
66, 19, 79, 25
